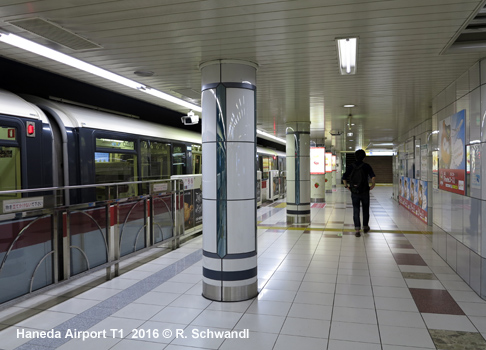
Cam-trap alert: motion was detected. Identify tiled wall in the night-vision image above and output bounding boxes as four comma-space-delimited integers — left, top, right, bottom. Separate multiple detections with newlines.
429, 60, 486, 298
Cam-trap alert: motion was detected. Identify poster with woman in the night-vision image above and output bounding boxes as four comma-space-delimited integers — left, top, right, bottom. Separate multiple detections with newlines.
439, 109, 465, 195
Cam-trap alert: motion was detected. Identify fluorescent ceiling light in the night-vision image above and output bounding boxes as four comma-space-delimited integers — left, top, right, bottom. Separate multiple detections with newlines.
336, 38, 358, 75
257, 129, 286, 144
0, 32, 201, 112
347, 132, 353, 136
344, 104, 355, 108
373, 143, 394, 146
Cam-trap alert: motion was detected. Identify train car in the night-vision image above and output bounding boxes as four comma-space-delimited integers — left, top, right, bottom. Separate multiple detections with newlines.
22, 95, 203, 204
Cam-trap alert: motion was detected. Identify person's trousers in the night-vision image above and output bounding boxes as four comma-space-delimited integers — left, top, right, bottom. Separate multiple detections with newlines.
351, 191, 370, 229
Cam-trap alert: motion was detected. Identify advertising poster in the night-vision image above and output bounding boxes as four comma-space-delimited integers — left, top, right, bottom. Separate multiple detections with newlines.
332, 155, 336, 171
194, 189, 202, 226
310, 147, 325, 174
439, 109, 465, 195
325, 152, 332, 173
399, 176, 428, 224
183, 190, 194, 229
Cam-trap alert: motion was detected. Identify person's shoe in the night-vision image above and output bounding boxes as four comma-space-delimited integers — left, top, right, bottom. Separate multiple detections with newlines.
355, 230, 361, 237
363, 226, 370, 233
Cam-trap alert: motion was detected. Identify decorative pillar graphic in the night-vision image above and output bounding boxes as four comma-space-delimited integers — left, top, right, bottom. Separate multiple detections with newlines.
286, 121, 311, 223
200, 60, 258, 301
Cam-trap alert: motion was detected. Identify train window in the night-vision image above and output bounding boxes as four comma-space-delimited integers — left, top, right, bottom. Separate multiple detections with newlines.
0, 146, 21, 199
172, 144, 187, 175
94, 152, 138, 199
141, 141, 171, 183
96, 138, 134, 150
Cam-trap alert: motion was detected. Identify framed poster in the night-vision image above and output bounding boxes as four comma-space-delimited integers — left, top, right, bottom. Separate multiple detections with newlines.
310, 147, 325, 174
439, 109, 465, 195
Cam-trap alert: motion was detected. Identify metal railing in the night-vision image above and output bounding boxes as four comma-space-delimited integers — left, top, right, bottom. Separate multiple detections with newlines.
0, 179, 187, 306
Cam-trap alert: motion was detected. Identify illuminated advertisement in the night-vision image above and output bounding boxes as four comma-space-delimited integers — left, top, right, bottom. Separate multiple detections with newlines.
399, 176, 428, 224
325, 152, 332, 173
310, 147, 325, 174
332, 155, 336, 171
439, 109, 465, 195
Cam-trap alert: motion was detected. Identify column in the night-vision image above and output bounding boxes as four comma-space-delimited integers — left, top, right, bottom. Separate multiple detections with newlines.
200, 60, 258, 301
286, 121, 311, 223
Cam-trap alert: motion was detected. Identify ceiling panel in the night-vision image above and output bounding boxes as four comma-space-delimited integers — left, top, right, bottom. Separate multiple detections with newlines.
0, 0, 484, 150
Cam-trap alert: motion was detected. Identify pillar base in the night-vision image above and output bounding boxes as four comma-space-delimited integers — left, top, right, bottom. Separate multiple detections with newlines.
311, 198, 325, 203
202, 281, 258, 301
286, 215, 310, 224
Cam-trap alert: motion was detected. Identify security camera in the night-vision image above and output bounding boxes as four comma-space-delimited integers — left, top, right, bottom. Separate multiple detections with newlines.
181, 110, 199, 125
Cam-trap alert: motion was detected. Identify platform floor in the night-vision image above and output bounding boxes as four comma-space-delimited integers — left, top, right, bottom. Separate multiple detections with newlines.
1, 186, 486, 350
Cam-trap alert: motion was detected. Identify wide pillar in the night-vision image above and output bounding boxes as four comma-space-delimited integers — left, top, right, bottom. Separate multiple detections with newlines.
200, 59, 258, 301
286, 121, 311, 223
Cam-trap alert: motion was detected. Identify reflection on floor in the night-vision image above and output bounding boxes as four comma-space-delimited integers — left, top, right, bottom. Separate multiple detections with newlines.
1, 186, 486, 350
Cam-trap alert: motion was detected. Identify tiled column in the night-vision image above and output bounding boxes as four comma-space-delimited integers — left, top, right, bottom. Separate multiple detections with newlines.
286, 121, 311, 223
200, 59, 258, 301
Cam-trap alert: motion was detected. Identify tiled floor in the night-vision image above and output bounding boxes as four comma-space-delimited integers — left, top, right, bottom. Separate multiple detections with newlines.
1, 186, 486, 349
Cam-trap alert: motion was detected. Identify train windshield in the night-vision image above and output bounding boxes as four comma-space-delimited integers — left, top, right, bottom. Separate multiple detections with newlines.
0, 126, 21, 199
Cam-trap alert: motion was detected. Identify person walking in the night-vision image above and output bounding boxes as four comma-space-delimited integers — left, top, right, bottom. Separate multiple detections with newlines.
342, 149, 376, 237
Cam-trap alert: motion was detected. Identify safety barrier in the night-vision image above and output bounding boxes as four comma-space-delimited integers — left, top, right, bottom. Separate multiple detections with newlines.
0, 179, 189, 306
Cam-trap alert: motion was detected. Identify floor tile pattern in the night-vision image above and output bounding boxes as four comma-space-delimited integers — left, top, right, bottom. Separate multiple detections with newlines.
1, 187, 486, 349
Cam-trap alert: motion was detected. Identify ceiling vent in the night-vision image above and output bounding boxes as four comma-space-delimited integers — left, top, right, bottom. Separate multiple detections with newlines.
6, 17, 101, 51
443, 5, 486, 53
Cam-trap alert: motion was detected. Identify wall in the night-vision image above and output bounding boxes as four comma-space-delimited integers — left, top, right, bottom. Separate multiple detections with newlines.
430, 60, 484, 298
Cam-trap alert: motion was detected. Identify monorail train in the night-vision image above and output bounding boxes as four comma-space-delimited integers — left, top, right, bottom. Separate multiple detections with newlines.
0, 89, 285, 304
0, 89, 284, 202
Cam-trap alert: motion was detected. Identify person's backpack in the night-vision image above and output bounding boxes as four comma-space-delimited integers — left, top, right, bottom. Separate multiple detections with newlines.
348, 163, 369, 194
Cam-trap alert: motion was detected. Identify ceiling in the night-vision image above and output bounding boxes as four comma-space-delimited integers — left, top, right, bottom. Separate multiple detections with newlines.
0, 0, 485, 152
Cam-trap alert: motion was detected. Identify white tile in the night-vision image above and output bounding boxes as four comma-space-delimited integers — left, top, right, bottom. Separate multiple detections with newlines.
332, 306, 377, 324
220, 331, 277, 350
421, 313, 477, 332
293, 291, 334, 305
288, 303, 332, 320
150, 306, 202, 325
330, 321, 380, 343
169, 294, 212, 309
280, 317, 330, 338
377, 310, 426, 328
14, 310, 75, 330
153, 282, 195, 294
227, 200, 256, 254
379, 325, 435, 348
264, 279, 301, 292
334, 294, 375, 309
191, 310, 243, 329
374, 297, 419, 312
372, 286, 413, 299
328, 339, 381, 350
274, 334, 327, 350
88, 317, 145, 338
57, 336, 120, 350
335, 283, 373, 296
234, 313, 286, 334
247, 300, 292, 316
109, 339, 164, 350
257, 289, 296, 302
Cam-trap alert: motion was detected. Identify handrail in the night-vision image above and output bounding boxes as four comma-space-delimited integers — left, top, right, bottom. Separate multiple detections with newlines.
0, 178, 179, 195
